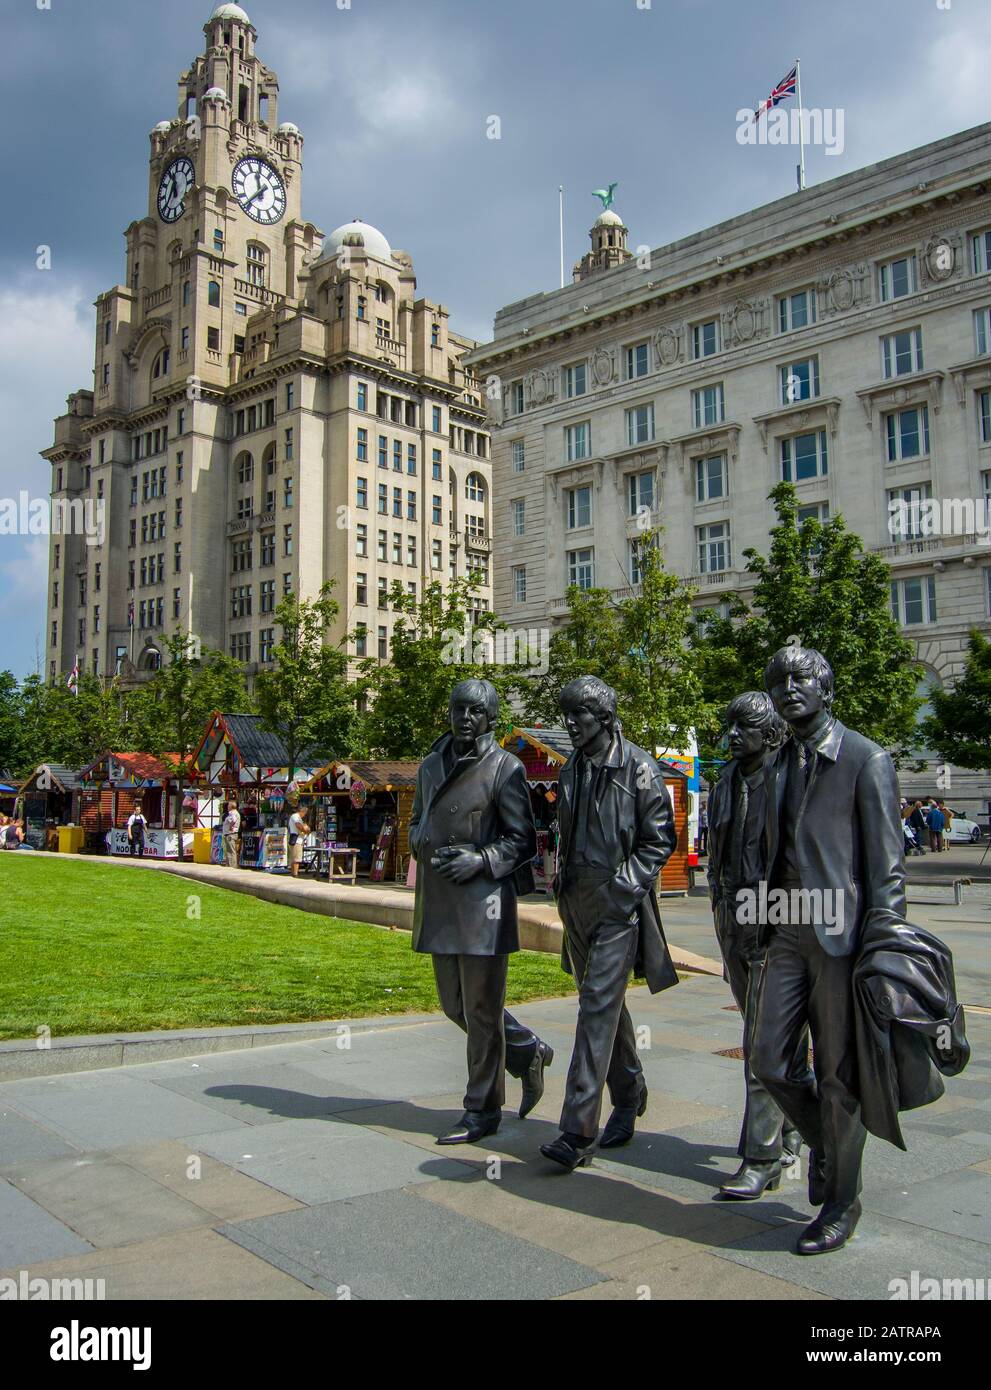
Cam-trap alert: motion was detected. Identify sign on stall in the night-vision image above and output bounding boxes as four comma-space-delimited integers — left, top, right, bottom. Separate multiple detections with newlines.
106, 828, 192, 859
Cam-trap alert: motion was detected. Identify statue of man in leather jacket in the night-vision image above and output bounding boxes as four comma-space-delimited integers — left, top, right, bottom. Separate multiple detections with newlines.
707, 691, 809, 1201
540, 675, 679, 1172
409, 678, 554, 1145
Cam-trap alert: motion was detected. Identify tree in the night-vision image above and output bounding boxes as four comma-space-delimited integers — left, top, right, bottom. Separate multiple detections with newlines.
255, 585, 355, 782
515, 532, 714, 753
921, 631, 991, 772
690, 483, 921, 759
12, 672, 127, 774
355, 576, 532, 758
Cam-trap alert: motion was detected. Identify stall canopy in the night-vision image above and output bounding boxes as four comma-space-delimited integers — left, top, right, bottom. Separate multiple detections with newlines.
502, 727, 692, 894
301, 760, 420, 878
190, 712, 327, 791
16, 764, 83, 847
77, 751, 188, 834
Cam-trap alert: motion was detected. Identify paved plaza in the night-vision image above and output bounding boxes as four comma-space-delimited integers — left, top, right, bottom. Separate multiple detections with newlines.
1, 870, 988, 1301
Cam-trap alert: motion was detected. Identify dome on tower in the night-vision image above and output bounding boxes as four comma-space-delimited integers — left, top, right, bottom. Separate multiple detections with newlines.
152, 121, 172, 134
277, 122, 300, 135
203, 86, 229, 101
593, 209, 625, 228
320, 220, 394, 264
210, 4, 252, 22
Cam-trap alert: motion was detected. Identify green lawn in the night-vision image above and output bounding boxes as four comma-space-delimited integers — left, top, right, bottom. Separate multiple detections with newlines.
0, 856, 575, 1041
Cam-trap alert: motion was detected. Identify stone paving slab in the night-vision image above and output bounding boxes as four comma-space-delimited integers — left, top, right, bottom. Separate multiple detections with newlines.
146, 1061, 384, 1127
219, 1187, 606, 1301
0, 1106, 84, 1169
2, 1152, 216, 1249
192, 1116, 476, 1205
865, 1168, 991, 1244
0, 1178, 93, 1268
712, 1210, 991, 1301
0, 1227, 327, 1301
559, 1246, 830, 1301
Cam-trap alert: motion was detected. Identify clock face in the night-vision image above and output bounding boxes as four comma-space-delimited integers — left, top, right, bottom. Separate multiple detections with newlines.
232, 157, 287, 225
157, 157, 195, 223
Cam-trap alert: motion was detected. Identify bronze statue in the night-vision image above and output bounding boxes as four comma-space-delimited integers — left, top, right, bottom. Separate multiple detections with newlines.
409, 679, 553, 1144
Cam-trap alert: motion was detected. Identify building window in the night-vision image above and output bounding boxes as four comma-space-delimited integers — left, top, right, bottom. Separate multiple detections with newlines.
355, 623, 367, 657
625, 403, 655, 446
567, 547, 594, 590
692, 320, 720, 359
357, 382, 368, 412
407, 535, 416, 566
781, 430, 828, 481
357, 427, 368, 461
208, 280, 221, 307
512, 499, 525, 537
357, 296, 366, 320
175, 498, 183, 528
174, 541, 182, 573
564, 422, 591, 462
509, 380, 524, 415
692, 383, 725, 428
567, 485, 592, 530
407, 490, 416, 521
881, 328, 923, 378
564, 362, 587, 398
378, 435, 388, 469
377, 529, 387, 562
979, 390, 991, 444
393, 440, 402, 472
431, 323, 439, 347
283, 572, 293, 595
625, 342, 650, 379
629, 536, 656, 586
261, 531, 275, 566
407, 444, 417, 475
283, 476, 293, 508
885, 405, 930, 462
130, 475, 138, 506
697, 521, 731, 574
378, 576, 389, 610
513, 565, 527, 603
777, 287, 817, 333
780, 357, 820, 405
207, 327, 220, 351
176, 452, 184, 483
356, 523, 368, 557
260, 628, 275, 664
230, 585, 252, 620
378, 626, 388, 660
285, 382, 295, 411
246, 243, 267, 287
230, 632, 251, 662
432, 406, 442, 432
971, 228, 991, 274
891, 575, 937, 625
282, 524, 293, 556
888, 484, 934, 541
695, 454, 727, 502
392, 532, 402, 564
356, 476, 368, 510
237, 453, 254, 484
392, 486, 402, 518
355, 572, 368, 606
975, 307, 991, 357
284, 428, 293, 461
377, 482, 388, 515
465, 472, 485, 503
628, 470, 654, 516
878, 254, 917, 302
173, 587, 181, 620
797, 501, 830, 525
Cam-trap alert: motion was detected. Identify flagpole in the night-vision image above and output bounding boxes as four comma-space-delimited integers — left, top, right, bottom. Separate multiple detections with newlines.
558, 185, 565, 289
795, 57, 806, 191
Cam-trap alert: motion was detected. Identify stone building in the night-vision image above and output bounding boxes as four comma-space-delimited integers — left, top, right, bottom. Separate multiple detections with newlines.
467, 127, 991, 817
42, 3, 490, 690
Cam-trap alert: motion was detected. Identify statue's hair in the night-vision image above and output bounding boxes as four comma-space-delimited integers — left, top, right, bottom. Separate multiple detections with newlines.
763, 645, 835, 707
724, 691, 788, 748
558, 675, 618, 727
449, 677, 500, 725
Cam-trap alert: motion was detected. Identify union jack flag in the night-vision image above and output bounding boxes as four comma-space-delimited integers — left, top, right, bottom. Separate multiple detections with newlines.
754, 64, 797, 123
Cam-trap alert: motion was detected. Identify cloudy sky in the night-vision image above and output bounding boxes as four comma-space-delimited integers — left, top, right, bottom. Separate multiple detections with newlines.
2, 0, 989, 678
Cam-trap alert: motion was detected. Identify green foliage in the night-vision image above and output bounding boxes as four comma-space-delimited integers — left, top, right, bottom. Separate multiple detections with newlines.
690, 484, 921, 759
355, 575, 531, 758
255, 584, 356, 777
922, 631, 991, 772
515, 532, 713, 754
0, 671, 127, 775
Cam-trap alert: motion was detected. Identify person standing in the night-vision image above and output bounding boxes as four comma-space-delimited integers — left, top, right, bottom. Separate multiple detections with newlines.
410, 678, 554, 1144
697, 799, 709, 857
126, 806, 147, 858
222, 800, 241, 869
909, 800, 928, 851
753, 645, 906, 1255
707, 692, 808, 1200
540, 675, 678, 1172
926, 801, 946, 854
288, 806, 309, 878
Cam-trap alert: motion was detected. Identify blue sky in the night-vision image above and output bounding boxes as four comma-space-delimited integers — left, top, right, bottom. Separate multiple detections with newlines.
2, 0, 989, 677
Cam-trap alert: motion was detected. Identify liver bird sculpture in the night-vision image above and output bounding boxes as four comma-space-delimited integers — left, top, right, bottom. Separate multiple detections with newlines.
591, 183, 618, 210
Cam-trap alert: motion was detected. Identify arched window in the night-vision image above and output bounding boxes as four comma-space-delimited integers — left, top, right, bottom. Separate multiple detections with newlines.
235, 451, 254, 485
208, 280, 221, 308
151, 347, 170, 381
141, 646, 162, 672
465, 472, 486, 503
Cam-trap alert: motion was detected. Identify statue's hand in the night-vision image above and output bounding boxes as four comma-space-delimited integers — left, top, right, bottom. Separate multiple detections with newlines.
433, 848, 484, 883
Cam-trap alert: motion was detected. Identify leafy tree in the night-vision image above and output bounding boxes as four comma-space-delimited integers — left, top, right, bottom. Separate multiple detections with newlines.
355, 576, 531, 757
921, 631, 991, 771
516, 532, 714, 754
690, 483, 921, 759
255, 584, 355, 781
12, 672, 127, 774
0, 670, 22, 775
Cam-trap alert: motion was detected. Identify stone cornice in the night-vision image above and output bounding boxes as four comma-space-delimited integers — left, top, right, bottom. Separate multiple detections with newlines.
668, 421, 742, 466
751, 395, 842, 450
948, 354, 991, 405
855, 370, 945, 427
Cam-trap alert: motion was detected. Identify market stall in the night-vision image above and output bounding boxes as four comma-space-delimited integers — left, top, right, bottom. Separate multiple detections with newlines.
299, 760, 419, 881
502, 727, 692, 894
77, 751, 195, 858
15, 764, 82, 849
190, 712, 328, 871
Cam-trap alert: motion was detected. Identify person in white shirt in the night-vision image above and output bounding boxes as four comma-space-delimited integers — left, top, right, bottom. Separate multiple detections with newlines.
287, 808, 309, 877
126, 807, 147, 858
222, 802, 241, 868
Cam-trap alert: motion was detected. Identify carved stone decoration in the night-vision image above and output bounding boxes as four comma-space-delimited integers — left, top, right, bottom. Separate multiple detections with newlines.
591, 347, 615, 387
653, 323, 683, 367
818, 263, 870, 316
921, 234, 961, 286
526, 369, 548, 408
723, 297, 770, 347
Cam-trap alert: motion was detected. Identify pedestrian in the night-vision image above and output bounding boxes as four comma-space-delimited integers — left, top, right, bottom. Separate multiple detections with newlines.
2, 819, 24, 849
287, 805, 310, 878
126, 805, 147, 858
925, 800, 945, 853
222, 800, 241, 868
697, 799, 709, 856
909, 800, 928, 851
941, 802, 953, 849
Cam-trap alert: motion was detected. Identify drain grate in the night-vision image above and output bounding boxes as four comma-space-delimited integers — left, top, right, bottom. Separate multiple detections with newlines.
715, 1046, 746, 1060
721, 1004, 741, 1012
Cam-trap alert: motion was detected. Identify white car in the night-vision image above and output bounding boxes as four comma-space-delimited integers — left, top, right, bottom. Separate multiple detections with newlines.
944, 812, 986, 844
